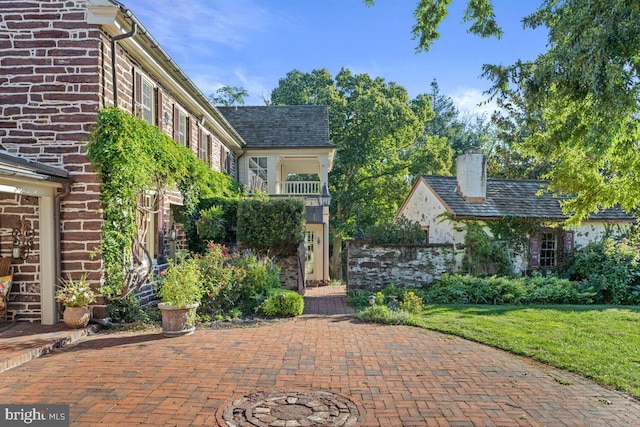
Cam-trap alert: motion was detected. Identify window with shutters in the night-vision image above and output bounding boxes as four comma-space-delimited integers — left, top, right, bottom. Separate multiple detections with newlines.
200, 132, 210, 165
140, 77, 155, 124
176, 109, 188, 146
539, 232, 557, 267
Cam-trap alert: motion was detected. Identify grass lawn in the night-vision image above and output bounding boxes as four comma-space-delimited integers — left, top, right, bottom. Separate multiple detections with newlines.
408, 305, 640, 399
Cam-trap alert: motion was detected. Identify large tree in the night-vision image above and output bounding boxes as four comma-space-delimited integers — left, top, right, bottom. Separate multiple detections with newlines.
272, 68, 435, 279
369, 0, 640, 225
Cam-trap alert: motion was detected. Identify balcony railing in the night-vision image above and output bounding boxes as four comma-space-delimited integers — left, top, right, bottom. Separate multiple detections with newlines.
276, 181, 321, 195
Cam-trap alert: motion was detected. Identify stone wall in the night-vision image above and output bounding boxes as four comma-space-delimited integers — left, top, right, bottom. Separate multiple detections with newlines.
346, 240, 456, 291
276, 255, 303, 291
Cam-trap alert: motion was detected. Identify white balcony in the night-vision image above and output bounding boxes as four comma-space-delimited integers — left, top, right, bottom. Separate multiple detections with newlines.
276, 181, 321, 195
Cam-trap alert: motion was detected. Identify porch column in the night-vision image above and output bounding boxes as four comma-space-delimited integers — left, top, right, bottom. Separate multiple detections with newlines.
39, 191, 58, 325
322, 206, 330, 282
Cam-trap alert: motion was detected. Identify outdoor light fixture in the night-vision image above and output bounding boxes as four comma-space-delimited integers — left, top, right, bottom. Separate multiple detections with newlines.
168, 223, 178, 241
163, 111, 170, 126
368, 295, 376, 306
12, 217, 35, 260
319, 183, 331, 207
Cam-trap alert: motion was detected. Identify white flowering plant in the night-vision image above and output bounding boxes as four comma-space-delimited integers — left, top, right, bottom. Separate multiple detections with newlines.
55, 273, 96, 307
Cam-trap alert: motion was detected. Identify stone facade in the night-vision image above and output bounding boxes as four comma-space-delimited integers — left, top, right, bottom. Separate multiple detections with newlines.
346, 240, 456, 291
0, 0, 241, 322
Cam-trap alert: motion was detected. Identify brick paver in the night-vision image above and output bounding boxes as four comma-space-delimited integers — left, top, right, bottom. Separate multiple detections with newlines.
303, 285, 355, 316
0, 288, 638, 425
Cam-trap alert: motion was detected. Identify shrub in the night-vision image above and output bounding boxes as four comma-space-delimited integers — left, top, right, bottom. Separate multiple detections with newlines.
355, 305, 413, 325
156, 256, 204, 307
421, 273, 595, 305
237, 198, 305, 257
365, 216, 426, 244
198, 246, 281, 317
196, 206, 226, 243
398, 291, 425, 313
259, 289, 304, 317
570, 237, 640, 304
462, 222, 513, 277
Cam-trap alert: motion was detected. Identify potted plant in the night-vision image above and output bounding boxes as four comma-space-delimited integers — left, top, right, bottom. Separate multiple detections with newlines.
55, 273, 96, 328
157, 256, 204, 337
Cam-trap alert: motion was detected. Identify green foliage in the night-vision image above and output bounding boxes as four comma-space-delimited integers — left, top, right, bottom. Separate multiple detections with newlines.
196, 206, 226, 243
259, 289, 304, 317
271, 68, 438, 278
398, 291, 425, 313
237, 198, 305, 257
355, 305, 414, 325
156, 256, 204, 307
208, 86, 248, 106
423, 274, 595, 305
364, 216, 426, 244
55, 273, 96, 308
104, 293, 151, 324
461, 222, 513, 277
569, 237, 640, 304
188, 197, 239, 253
197, 245, 281, 316
87, 107, 238, 298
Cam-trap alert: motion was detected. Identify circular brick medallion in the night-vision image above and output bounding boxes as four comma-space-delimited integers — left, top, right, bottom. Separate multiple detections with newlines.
219, 389, 360, 426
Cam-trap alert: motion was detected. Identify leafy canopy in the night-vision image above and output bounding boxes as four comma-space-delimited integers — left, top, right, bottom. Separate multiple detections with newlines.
369, 0, 640, 225
271, 68, 440, 278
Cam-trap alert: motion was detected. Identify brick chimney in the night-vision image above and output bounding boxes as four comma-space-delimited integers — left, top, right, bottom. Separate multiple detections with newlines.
456, 147, 487, 203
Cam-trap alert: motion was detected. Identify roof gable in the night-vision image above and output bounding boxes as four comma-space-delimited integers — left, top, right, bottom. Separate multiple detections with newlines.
217, 106, 335, 149
421, 175, 634, 221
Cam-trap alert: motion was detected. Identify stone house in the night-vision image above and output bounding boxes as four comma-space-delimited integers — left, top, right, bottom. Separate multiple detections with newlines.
0, 0, 333, 324
397, 148, 635, 273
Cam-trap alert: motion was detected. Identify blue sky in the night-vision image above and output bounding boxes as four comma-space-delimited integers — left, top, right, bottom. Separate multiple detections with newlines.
124, 0, 548, 116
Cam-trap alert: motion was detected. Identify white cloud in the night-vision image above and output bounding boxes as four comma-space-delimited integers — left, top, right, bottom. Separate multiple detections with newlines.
131, 0, 270, 49
450, 87, 499, 118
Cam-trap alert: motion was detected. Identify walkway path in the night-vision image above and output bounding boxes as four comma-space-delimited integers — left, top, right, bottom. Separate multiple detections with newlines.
0, 289, 638, 426
303, 284, 354, 316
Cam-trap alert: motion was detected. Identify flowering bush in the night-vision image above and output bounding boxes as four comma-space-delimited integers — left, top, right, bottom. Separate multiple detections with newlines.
156, 256, 204, 307
198, 243, 281, 316
55, 274, 96, 307
399, 291, 424, 313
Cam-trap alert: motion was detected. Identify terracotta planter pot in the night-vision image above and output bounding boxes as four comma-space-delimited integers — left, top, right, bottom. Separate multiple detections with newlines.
158, 302, 199, 337
63, 306, 90, 329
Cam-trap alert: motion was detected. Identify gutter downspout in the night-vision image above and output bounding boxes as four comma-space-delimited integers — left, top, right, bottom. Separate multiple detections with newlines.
54, 182, 72, 316
110, 22, 137, 106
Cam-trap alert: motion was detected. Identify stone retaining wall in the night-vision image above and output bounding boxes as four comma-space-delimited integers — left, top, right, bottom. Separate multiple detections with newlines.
346, 240, 456, 291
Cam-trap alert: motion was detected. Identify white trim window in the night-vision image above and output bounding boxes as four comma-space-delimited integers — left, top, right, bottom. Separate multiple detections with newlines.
177, 110, 188, 146
140, 77, 155, 125
248, 156, 268, 192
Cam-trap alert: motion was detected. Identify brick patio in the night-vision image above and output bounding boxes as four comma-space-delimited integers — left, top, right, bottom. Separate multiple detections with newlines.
0, 286, 638, 426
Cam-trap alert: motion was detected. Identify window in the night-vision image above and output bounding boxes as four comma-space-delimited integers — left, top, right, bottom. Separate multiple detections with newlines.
140, 78, 155, 124
176, 110, 188, 146
248, 156, 268, 192
422, 226, 430, 244
200, 132, 210, 165
134, 71, 156, 125
540, 232, 557, 267
305, 230, 315, 275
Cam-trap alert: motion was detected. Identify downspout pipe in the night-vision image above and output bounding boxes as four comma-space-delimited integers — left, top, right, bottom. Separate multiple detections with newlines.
110, 22, 137, 106
54, 182, 72, 316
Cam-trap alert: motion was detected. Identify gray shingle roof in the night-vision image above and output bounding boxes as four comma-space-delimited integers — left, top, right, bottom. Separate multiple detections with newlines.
423, 175, 634, 221
217, 106, 335, 149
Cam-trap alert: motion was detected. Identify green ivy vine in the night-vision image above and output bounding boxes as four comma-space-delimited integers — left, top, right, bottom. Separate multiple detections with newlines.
87, 107, 239, 298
